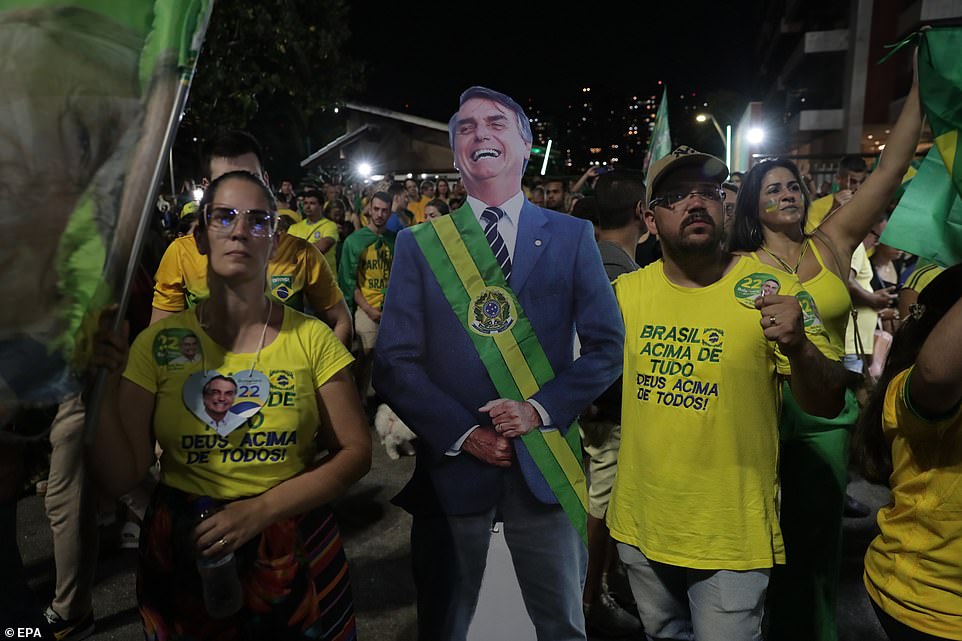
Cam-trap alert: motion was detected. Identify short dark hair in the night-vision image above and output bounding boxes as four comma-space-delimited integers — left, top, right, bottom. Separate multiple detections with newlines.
371, 191, 392, 208
838, 155, 868, 176
203, 130, 264, 178
448, 86, 533, 148
203, 374, 237, 395
387, 183, 407, 200
570, 196, 599, 226
728, 158, 811, 252
302, 189, 322, 203
595, 170, 646, 230
545, 178, 568, 192
425, 198, 450, 215
176, 213, 198, 236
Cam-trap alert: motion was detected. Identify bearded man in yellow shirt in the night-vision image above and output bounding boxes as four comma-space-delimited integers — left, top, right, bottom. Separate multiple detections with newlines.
609, 147, 845, 641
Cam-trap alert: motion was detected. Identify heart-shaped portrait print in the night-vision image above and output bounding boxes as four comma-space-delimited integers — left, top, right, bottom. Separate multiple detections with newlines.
182, 369, 271, 437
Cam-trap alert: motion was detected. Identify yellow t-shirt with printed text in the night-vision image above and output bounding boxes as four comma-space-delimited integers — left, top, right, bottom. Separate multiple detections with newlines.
122, 306, 353, 499
357, 242, 393, 310
608, 256, 790, 570
287, 217, 338, 276
152, 234, 342, 314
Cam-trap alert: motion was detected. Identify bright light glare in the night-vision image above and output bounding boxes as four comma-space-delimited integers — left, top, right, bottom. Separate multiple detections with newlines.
357, 162, 372, 177
695, 114, 708, 123
192, 188, 204, 202
747, 127, 765, 144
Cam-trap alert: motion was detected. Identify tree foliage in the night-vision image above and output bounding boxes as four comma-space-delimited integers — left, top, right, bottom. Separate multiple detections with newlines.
182, 0, 363, 143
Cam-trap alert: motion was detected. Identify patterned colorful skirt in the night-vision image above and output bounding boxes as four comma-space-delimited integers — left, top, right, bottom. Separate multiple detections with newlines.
137, 484, 357, 641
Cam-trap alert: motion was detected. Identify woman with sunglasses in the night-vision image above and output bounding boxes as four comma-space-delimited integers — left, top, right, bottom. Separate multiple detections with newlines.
89, 170, 371, 639
728, 56, 923, 641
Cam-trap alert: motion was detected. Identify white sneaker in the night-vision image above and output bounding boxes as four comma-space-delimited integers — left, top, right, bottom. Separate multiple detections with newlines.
119, 520, 141, 549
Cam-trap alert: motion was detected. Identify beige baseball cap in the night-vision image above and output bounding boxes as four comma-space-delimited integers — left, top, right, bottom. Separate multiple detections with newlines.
646, 146, 729, 207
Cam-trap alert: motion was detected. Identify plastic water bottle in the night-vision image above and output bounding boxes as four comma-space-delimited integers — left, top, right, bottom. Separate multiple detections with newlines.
195, 497, 242, 618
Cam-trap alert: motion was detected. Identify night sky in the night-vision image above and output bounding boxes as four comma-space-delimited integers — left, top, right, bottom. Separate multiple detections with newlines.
346, 1, 762, 123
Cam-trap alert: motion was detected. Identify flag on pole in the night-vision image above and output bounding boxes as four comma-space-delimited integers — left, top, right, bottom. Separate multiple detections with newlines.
644, 88, 672, 183
883, 27, 962, 266
0, 0, 212, 424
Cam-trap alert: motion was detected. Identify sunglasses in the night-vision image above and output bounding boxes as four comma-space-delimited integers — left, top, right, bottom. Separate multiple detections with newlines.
205, 206, 278, 238
649, 188, 725, 210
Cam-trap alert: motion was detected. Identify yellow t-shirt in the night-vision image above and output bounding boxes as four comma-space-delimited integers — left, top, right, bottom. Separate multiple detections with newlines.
608, 256, 788, 570
904, 261, 944, 294
152, 234, 342, 314
123, 306, 354, 499
864, 368, 962, 640
409, 196, 428, 224
287, 217, 338, 276
357, 242, 392, 310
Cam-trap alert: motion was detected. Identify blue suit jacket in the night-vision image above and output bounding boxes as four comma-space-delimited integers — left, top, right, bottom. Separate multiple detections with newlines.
372, 201, 624, 516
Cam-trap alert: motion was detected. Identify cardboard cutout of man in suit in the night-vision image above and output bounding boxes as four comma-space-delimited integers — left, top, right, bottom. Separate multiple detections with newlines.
373, 86, 624, 641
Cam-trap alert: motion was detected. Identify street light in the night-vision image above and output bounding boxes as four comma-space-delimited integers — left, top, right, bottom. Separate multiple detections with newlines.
356, 162, 372, 178
747, 127, 765, 145
696, 113, 730, 170
540, 139, 553, 176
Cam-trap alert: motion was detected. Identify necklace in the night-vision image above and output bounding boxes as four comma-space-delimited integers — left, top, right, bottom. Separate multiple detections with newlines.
197, 297, 273, 375
760, 241, 808, 275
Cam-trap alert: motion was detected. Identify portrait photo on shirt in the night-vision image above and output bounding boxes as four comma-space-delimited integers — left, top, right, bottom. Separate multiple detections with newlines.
182, 369, 271, 436
152, 328, 204, 366
733, 272, 783, 308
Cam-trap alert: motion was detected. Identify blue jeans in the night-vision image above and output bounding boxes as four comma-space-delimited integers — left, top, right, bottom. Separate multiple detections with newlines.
411, 466, 587, 641
617, 543, 769, 641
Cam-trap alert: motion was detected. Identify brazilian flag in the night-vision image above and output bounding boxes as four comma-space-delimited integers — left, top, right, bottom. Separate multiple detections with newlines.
883, 27, 962, 266
0, 0, 212, 426
644, 88, 672, 181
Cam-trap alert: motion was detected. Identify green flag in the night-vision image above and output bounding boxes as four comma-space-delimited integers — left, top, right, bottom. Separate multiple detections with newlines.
0, 0, 212, 422
883, 27, 962, 266
644, 88, 672, 182
882, 146, 962, 266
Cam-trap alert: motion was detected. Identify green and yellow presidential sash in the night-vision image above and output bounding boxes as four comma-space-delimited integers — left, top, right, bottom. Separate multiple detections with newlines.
411, 205, 588, 543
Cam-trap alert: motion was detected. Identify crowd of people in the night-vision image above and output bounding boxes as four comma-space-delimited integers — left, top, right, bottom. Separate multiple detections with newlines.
5, 59, 960, 641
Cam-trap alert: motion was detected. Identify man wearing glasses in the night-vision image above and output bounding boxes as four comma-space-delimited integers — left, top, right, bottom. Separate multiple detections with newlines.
608, 147, 841, 641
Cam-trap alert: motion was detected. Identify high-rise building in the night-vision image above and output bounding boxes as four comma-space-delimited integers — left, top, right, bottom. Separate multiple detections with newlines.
752, 0, 957, 175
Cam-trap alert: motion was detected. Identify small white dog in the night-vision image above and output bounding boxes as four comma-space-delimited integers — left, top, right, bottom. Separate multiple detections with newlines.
374, 404, 418, 460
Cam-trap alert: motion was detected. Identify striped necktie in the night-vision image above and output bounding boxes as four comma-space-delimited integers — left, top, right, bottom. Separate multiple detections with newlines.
480, 207, 512, 281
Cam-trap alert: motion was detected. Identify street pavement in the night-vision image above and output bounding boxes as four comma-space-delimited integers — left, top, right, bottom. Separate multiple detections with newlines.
15, 429, 890, 641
